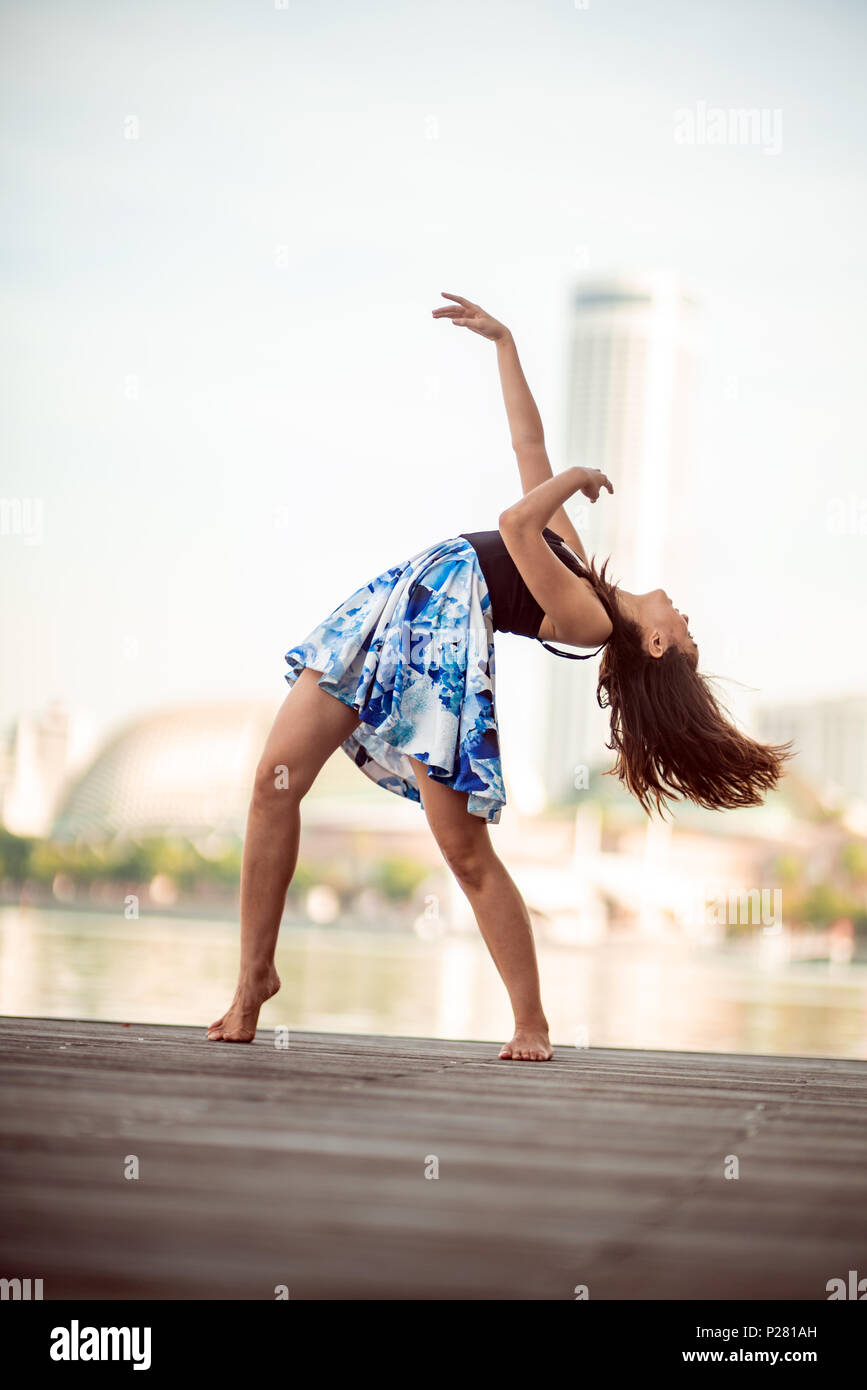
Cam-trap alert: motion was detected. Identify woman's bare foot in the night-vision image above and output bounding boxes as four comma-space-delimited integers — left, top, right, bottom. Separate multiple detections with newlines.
207, 967, 281, 1043
499, 1022, 553, 1062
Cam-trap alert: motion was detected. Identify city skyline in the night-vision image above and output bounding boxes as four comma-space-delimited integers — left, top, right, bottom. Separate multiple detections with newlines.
3, 677, 865, 844
2, 0, 866, 766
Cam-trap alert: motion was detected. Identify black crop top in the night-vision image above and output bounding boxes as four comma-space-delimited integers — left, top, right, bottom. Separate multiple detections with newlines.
458, 526, 608, 661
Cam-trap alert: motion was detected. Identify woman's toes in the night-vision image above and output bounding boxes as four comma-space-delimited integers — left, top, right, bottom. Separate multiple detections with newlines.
500, 1032, 552, 1061
224, 1027, 254, 1043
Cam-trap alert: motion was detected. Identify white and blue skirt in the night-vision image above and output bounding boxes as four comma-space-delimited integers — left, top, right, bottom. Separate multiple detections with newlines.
283, 534, 505, 822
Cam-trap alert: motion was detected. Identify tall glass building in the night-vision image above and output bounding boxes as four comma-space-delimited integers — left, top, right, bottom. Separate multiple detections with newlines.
543, 273, 702, 805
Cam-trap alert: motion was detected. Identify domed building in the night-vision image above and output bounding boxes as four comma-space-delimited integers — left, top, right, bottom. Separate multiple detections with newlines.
51, 699, 410, 842
52, 702, 278, 841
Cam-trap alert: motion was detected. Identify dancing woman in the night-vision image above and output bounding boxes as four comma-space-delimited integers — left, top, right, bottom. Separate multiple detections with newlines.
208, 293, 790, 1060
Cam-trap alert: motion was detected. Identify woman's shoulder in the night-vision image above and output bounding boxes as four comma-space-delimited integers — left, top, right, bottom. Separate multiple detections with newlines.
542, 528, 588, 576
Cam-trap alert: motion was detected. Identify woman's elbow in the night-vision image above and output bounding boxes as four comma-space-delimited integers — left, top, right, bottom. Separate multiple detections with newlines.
498, 504, 528, 534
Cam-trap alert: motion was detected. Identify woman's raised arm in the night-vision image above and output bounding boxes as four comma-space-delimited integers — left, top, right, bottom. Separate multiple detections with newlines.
432, 291, 588, 557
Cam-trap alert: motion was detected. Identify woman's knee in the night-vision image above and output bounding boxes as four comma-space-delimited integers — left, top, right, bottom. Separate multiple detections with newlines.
440, 837, 496, 893
250, 756, 310, 809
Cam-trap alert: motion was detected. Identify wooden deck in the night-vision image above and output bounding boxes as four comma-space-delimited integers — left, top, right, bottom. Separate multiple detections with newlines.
1, 1016, 866, 1300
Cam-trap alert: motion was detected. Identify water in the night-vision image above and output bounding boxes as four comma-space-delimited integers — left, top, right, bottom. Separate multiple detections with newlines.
1, 905, 866, 1058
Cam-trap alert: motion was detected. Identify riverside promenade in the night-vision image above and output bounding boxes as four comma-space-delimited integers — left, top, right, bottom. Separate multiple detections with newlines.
1, 1016, 865, 1300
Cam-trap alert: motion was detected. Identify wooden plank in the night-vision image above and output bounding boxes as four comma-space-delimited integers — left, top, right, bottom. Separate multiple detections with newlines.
0, 1016, 866, 1299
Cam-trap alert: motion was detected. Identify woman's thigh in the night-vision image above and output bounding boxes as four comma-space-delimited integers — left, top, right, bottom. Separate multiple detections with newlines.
406, 755, 494, 871
257, 668, 360, 798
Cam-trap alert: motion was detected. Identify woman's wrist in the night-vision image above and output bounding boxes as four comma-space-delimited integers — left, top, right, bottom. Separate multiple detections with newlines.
501, 466, 589, 532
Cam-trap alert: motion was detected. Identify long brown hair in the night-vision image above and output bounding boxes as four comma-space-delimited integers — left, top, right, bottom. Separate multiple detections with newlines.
580, 557, 792, 816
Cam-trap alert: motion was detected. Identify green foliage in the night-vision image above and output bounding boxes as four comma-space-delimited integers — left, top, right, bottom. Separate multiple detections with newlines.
772, 852, 803, 886
0, 822, 430, 907
9, 817, 863, 924
286, 861, 317, 896
840, 840, 867, 885
765, 836, 867, 937
0, 827, 36, 882
3, 829, 245, 894
796, 882, 850, 928
370, 855, 429, 901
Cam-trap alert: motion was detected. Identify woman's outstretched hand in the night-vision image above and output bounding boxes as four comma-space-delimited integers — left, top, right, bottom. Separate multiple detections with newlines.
432, 291, 509, 342
577, 467, 614, 503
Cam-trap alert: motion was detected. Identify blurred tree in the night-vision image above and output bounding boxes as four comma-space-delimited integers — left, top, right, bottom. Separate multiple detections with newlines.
0, 827, 35, 883
372, 855, 429, 901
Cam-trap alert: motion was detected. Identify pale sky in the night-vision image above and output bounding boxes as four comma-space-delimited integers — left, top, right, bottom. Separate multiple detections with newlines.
2, 0, 866, 753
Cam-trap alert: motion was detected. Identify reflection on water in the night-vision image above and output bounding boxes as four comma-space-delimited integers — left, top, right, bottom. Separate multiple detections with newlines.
1, 905, 866, 1058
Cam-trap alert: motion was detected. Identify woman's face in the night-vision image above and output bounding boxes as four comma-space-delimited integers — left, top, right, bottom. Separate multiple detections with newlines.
642, 588, 699, 665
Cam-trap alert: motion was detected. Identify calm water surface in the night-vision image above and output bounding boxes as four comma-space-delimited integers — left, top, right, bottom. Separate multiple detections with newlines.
1, 905, 866, 1058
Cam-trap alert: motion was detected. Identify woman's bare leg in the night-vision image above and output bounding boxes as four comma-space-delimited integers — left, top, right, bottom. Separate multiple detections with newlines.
207, 668, 360, 1042
407, 756, 552, 1061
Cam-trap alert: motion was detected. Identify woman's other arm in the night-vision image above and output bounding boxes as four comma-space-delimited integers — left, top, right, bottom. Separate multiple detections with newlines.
498, 467, 615, 649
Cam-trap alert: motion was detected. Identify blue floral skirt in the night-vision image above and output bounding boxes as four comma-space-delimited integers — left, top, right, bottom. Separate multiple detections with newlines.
283, 534, 505, 822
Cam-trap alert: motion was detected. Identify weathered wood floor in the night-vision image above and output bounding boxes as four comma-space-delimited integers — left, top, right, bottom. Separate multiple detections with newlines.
1, 1016, 865, 1300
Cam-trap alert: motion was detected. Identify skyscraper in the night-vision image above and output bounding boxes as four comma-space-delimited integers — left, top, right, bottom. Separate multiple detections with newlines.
0, 702, 98, 837
542, 273, 701, 804
757, 695, 867, 810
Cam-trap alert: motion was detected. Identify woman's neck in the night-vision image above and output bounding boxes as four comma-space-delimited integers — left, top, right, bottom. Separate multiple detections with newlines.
613, 588, 642, 625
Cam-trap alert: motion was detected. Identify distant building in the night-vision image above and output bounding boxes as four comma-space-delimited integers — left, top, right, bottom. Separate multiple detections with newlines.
50, 700, 423, 842
0, 703, 96, 837
51, 703, 278, 841
542, 273, 701, 804
757, 695, 867, 809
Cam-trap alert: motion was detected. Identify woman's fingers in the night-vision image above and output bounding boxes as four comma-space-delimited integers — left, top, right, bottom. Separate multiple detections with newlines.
587, 469, 614, 496
433, 291, 490, 334
583, 469, 614, 502
432, 305, 478, 328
